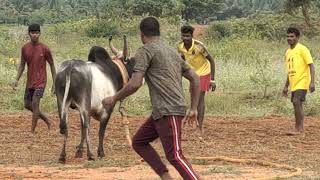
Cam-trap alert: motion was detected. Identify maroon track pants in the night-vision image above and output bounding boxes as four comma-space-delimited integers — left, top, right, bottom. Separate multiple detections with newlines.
132, 115, 199, 180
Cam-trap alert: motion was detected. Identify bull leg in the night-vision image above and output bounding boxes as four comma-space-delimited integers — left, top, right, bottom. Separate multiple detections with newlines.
97, 109, 112, 158
58, 107, 69, 163
77, 103, 94, 160
79, 108, 94, 161
59, 100, 70, 135
75, 115, 85, 158
84, 115, 94, 161
57, 97, 70, 163
59, 130, 68, 163
119, 101, 132, 146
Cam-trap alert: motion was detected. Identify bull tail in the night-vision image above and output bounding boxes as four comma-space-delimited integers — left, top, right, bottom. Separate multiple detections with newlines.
60, 70, 71, 134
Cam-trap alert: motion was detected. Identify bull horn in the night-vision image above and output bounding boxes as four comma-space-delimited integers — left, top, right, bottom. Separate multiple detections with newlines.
123, 35, 128, 60
108, 35, 120, 56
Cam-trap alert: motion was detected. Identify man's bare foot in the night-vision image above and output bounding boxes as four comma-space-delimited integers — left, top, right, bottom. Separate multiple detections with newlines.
161, 172, 173, 180
194, 127, 203, 138
285, 130, 304, 136
46, 121, 51, 130
295, 126, 304, 133
192, 127, 203, 135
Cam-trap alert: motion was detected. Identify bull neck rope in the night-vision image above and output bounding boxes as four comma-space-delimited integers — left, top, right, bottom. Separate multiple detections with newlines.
112, 57, 129, 86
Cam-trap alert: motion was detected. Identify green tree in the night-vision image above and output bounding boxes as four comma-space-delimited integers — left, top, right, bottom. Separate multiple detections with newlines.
285, 0, 314, 28
223, 0, 284, 17
0, 0, 15, 23
182, 0, 224, 22
132, 0, 178, 17
48, 0, 59, 9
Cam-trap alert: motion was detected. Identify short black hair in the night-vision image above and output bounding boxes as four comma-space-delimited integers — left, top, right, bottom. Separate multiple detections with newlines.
181, 25, 194, 35
28, 23, 41, 32
287, 27, 300, 37
139, 17, 160, 37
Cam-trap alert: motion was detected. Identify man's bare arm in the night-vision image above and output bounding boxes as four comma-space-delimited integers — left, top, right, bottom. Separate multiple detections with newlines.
282, 76, 289, 97
309, 63, 315, 92
114, 71, 144, 101
48, 61, 56, 94
49, 61, 56, 84
206, 54, 215, 81
13, 58, 26, 89
102, 71, 145, 109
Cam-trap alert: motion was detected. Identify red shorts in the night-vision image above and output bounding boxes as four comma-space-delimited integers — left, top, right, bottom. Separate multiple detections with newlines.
200, 74, 211, 92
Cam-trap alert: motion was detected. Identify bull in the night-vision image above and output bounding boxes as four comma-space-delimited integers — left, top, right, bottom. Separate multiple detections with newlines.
54, 36, 135, 163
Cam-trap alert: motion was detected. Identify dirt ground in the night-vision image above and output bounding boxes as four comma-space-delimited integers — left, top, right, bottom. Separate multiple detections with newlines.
192, 25, 208, 38
0, 112, 319, 179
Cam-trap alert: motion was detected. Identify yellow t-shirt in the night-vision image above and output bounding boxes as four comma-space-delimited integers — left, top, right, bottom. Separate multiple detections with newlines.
285, 43, 313, 91
177, 39, 211, 76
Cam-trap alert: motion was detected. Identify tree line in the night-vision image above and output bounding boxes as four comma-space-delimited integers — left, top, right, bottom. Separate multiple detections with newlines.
0, 0, 319, 26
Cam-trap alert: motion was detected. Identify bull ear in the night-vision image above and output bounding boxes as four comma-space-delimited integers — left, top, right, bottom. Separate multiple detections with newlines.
108, 35, 119, 56
123, 35, 128, 60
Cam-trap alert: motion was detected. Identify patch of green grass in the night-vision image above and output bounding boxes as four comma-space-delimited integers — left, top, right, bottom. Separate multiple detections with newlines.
38, 160, 65, 167
14, 176, 23, 180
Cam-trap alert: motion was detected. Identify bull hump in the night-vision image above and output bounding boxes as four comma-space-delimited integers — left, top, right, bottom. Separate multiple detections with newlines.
90, 65, 116, 106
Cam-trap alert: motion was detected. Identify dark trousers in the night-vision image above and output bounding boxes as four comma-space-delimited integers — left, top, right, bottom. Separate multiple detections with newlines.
132, 115, 199, 180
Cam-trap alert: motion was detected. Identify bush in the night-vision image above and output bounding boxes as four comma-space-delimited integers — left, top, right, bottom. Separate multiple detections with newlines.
118, 16, 140, 36
206, 13, 317, 41
28, 11, 46, 25
85, 19, 118, 38
206, 21, 232, 40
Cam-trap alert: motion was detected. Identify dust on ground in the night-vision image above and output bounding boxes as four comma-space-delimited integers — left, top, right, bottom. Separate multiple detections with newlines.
0, 113, 319, 179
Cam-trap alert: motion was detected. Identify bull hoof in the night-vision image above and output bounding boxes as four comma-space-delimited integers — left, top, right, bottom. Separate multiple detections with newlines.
47, 122, 51, 130
60, 128, 66, 135
59, 157, 66, 164
59, 123, 67, 134
98, 155, 105, 159
88, 156, 95, 161
75, 150, 83, 158
97, 151, 105, 158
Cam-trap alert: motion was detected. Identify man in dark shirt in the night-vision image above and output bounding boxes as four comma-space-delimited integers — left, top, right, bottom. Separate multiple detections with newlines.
102, 17, 200, 180
13, 23, 56, 133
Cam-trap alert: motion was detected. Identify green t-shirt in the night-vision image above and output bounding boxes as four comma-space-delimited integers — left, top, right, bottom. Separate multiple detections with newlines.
134, 39, 191, 120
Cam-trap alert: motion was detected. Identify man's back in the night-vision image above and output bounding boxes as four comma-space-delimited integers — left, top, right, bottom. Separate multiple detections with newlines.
134, 39, 191, 119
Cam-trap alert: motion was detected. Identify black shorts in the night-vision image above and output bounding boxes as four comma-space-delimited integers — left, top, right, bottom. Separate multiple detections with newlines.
291, 89, 307, 103
24, 88, 45, 102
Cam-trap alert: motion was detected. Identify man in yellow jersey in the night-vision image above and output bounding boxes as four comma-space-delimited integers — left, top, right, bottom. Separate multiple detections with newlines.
178, 25, 216, 136
282, 27, 315, 134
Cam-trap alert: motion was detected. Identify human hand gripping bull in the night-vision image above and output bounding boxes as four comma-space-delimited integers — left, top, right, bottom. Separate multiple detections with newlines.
54, 35, 135, 163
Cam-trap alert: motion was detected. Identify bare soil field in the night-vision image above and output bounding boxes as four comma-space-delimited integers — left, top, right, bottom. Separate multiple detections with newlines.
0, 112, 319, 179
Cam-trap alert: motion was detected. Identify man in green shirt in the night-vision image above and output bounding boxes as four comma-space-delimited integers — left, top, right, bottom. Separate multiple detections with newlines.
102, 17, 201, 180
